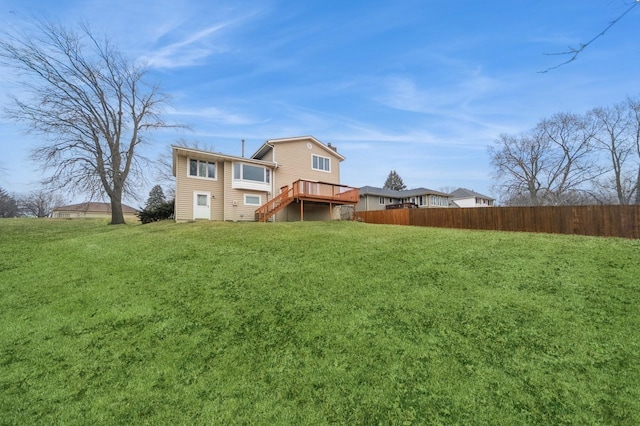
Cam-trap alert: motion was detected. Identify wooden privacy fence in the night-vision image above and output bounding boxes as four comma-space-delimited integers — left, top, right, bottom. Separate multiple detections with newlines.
356, 205, 640, 239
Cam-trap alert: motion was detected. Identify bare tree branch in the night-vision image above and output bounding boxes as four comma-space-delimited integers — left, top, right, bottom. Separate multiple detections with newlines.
539, 1, 639, 73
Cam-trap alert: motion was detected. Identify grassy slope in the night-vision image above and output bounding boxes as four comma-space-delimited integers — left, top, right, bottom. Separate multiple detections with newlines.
0, 219, 638, 425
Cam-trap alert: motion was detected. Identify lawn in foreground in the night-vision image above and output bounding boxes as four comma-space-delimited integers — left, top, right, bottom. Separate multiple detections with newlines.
0, 219, 638, 424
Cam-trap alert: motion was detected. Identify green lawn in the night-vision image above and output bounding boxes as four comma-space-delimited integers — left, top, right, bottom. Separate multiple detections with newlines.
1, 219, 638, 425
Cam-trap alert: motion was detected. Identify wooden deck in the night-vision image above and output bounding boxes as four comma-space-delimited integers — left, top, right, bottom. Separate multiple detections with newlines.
256, 180, 359, 222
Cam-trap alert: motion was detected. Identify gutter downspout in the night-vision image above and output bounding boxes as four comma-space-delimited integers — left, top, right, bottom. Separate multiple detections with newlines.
266, 142, 277, 222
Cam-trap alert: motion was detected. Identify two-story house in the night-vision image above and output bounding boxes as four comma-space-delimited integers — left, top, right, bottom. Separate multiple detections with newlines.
449, 188, 495, 207
172, 136, 359, 222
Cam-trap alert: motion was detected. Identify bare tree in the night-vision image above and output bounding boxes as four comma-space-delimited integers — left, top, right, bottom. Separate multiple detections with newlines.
535, 112, 601, 205
438, 186, 458, 195
490, 112, 601, 205
488, 132, 547, 205
628, 96, 640, 204
0, 20, 174, 224
589, 103, 636, 204
18, 189, 65, 217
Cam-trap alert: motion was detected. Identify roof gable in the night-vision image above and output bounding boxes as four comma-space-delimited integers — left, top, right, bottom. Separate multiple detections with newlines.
252, 136, 346, 162
450, 188, 494, 200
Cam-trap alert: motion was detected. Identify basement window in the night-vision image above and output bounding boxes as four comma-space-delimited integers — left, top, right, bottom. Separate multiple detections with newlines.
244, 194, 261, 206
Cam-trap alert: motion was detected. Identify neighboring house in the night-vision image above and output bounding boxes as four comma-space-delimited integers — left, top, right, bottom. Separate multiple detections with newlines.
172, 136, 359, 222
52, 202, 139, 220
449, 188, 495, 207
357, 186, 452, 211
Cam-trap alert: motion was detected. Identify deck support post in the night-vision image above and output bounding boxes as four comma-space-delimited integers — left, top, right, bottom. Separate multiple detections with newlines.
300, 199, 304, 222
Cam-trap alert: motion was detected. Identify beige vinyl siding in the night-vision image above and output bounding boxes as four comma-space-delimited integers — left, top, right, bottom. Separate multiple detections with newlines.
174, 152, 224, 221
212, 162, 225, 219
356, 195, 388, 212
270, 139, 341, 192
256, 138, 342, 222
259, 149, 274, 162
222, 160, 271, 221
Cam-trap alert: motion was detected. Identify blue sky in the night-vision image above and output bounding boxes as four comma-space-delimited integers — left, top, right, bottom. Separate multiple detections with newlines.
1, 0, 639, 204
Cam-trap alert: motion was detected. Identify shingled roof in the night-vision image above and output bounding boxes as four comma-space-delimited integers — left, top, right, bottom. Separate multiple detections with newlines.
449, 188, 494, 201
359, 186, 451, 198
54, 202, 138, 213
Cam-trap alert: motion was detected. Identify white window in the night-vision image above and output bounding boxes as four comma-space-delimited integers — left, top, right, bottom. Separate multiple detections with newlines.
233, 163, 270, 184
244, 194, 261, 206
189, 159, 216, 179
379, 197, 385, 205
312, 155, 331, 172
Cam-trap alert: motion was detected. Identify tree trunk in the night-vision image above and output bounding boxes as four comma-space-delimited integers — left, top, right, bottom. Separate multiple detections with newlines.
635, 166, 640, 205
110, 191, 126, 225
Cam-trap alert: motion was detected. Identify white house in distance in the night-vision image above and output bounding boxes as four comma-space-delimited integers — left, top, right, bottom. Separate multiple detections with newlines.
449, 188, 495, 207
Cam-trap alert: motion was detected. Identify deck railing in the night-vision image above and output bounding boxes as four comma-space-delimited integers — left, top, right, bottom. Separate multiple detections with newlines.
292, 180, 359, 203
256, 180, 359, 222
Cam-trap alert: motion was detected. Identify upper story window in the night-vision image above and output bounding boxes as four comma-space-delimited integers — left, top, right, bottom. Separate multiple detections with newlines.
189, 159, 216, 179
312, 154, 331, 172
233, 163, 270, 184
232, 162, 271, 191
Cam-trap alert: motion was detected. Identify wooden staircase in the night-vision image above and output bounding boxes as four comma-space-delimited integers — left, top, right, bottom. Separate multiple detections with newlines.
255, 185, 295, 222
255, 180, 360, 222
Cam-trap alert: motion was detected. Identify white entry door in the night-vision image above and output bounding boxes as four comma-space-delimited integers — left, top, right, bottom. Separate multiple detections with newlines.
193, 191, 211, 220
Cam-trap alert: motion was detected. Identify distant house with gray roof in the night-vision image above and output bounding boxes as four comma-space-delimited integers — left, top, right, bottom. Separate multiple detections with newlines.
52, 202, 139, 220
357, 186, 451, 211
449, 188, 495, 207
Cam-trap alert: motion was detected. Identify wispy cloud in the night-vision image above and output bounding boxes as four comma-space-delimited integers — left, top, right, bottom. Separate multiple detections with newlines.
166, 105, 265, 126
141, 24, 230, 68
377, 70, 501, 117
137, 5, 268, 69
